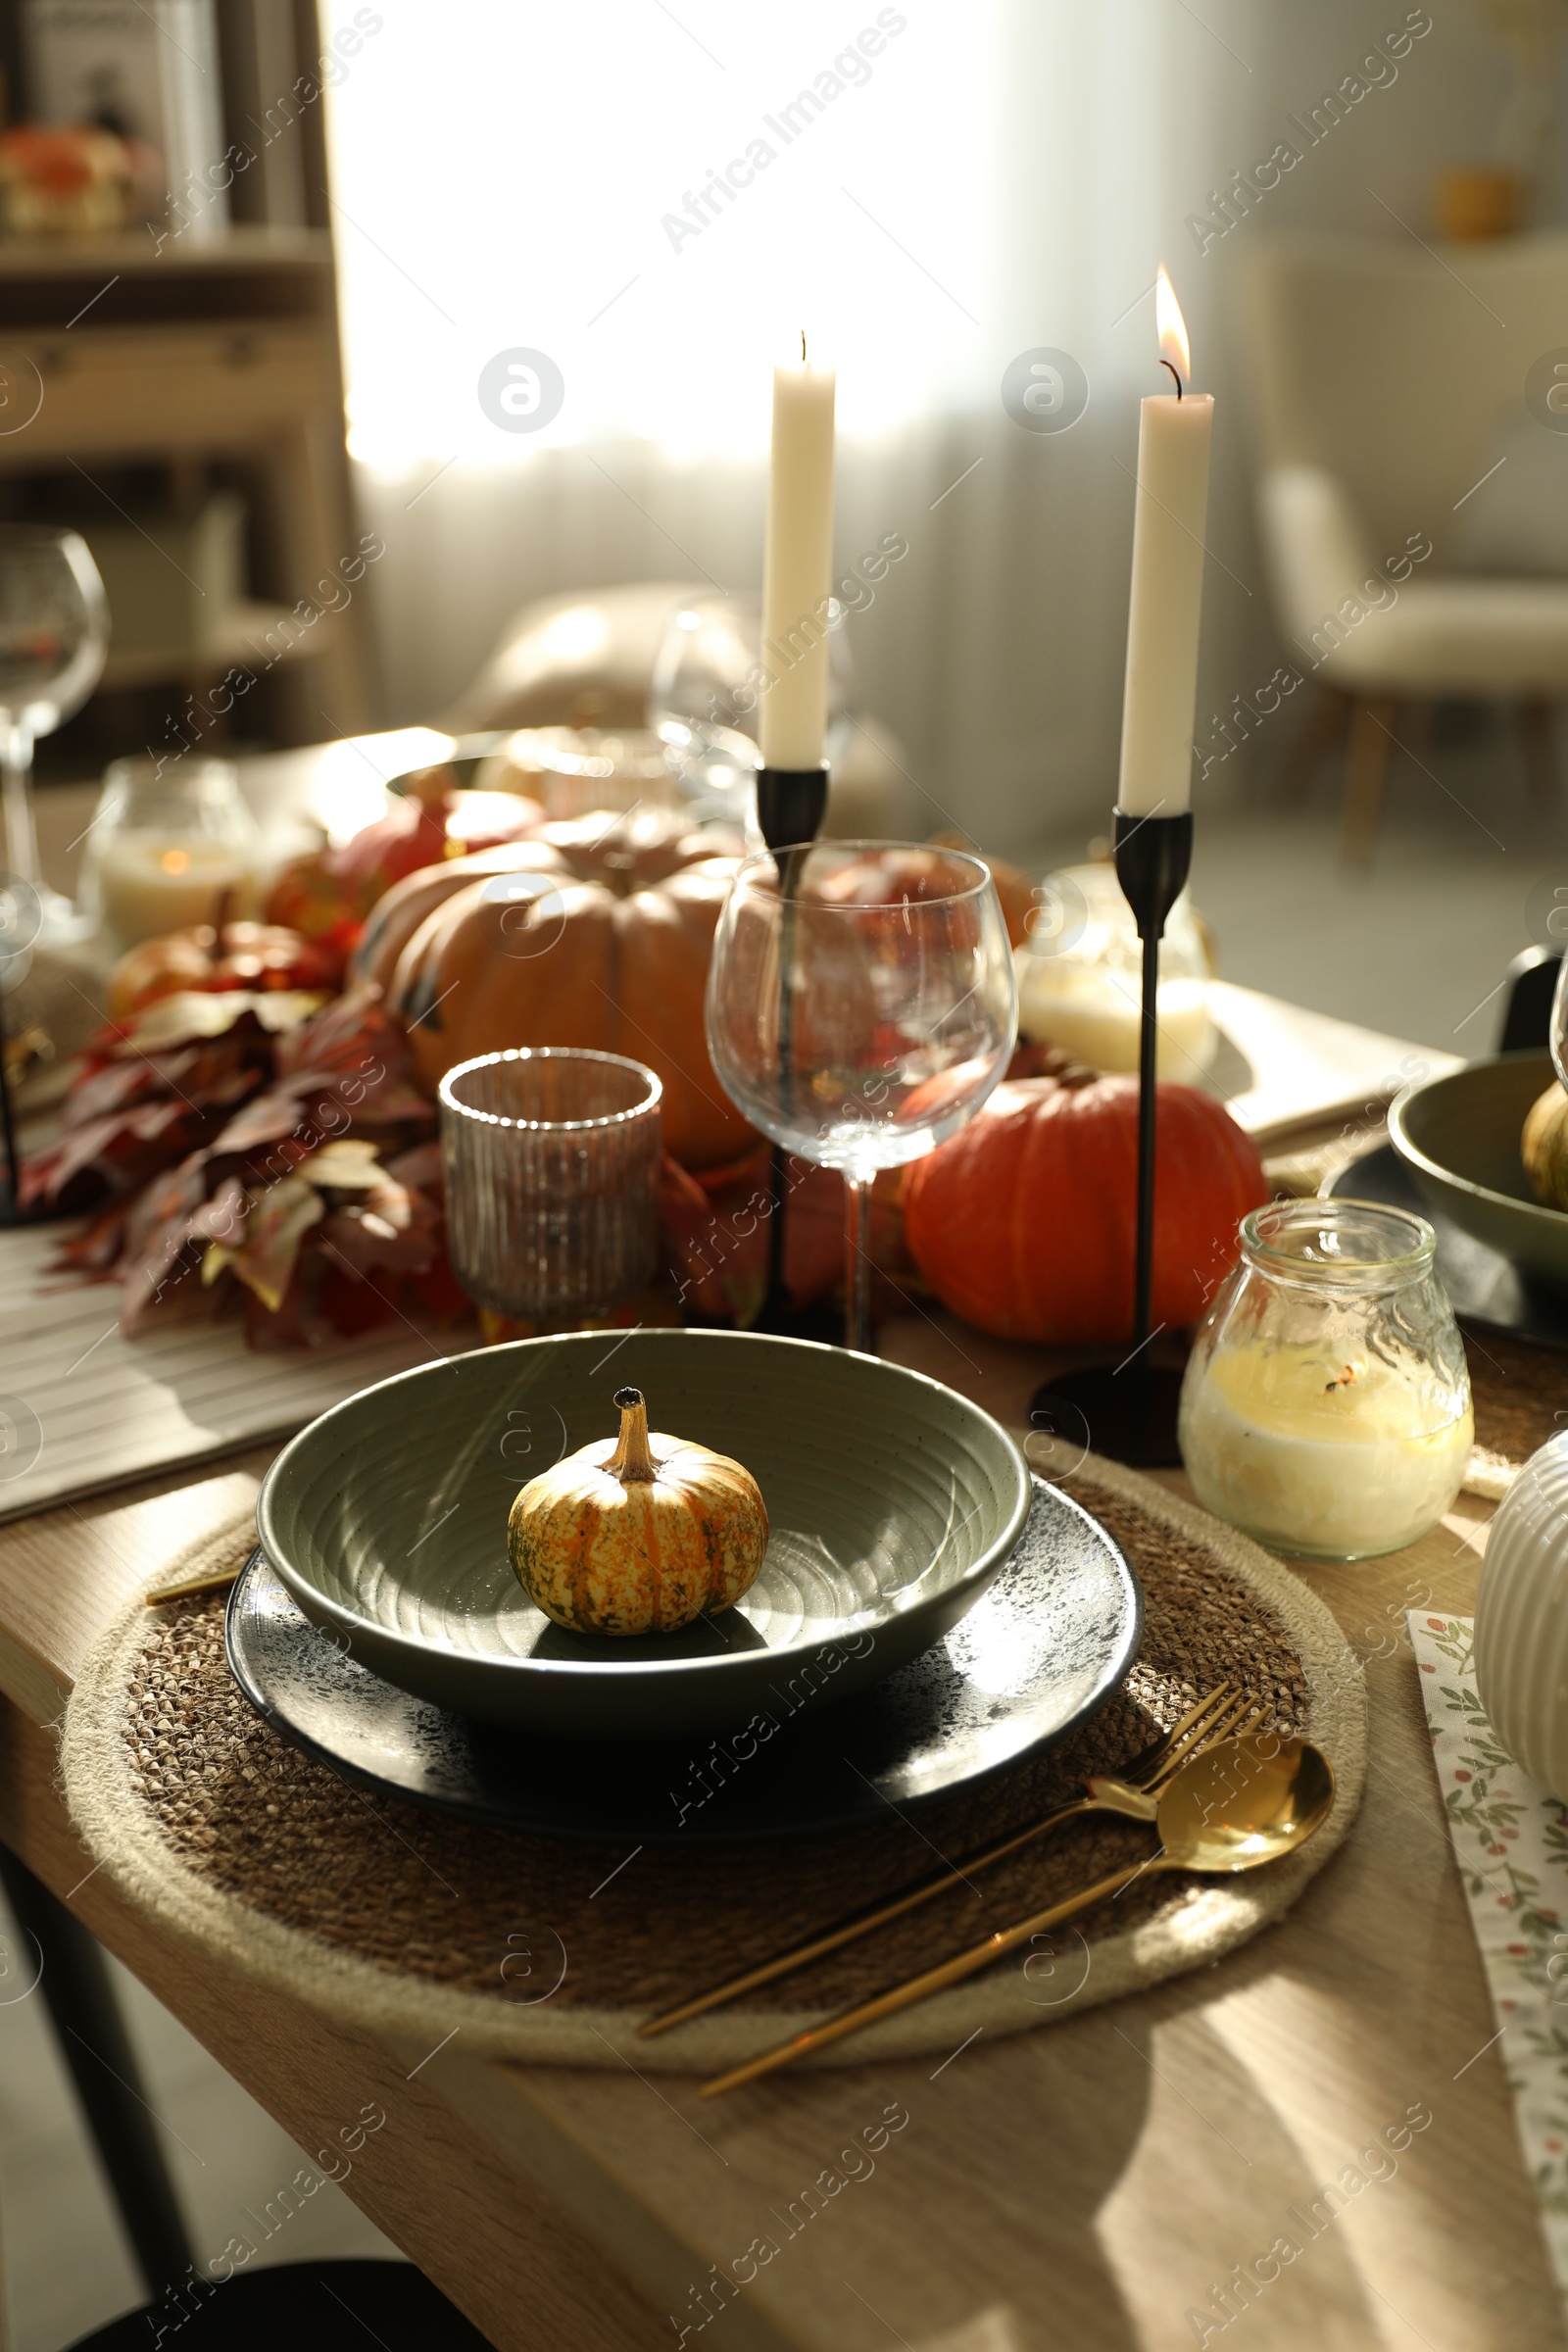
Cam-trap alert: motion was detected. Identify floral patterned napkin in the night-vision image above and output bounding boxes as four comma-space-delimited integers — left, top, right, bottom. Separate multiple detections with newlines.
1409, 1612, 1568, 2292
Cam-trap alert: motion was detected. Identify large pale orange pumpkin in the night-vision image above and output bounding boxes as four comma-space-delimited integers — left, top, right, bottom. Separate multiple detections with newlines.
903, 1069, 1268, 1344
375, 809, 751, 1170
351, 839, 573, 993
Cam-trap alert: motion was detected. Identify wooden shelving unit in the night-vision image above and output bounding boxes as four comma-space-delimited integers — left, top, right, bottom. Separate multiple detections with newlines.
98, 598, 343, 693
0, 221, 333, 281
0, 7, 373, 771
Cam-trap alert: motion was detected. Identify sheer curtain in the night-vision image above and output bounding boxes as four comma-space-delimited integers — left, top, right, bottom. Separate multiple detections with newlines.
319, 1, 1509, 855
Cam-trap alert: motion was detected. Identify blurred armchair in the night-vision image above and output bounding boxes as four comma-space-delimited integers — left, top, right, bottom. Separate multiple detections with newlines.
1240, 230, 1568, 858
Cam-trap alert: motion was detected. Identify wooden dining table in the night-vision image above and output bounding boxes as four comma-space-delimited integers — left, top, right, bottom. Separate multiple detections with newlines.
1, 746, 1556, 2351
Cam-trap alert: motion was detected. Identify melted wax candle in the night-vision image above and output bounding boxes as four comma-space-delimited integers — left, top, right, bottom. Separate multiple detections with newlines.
1180, 1339, 1472, 1562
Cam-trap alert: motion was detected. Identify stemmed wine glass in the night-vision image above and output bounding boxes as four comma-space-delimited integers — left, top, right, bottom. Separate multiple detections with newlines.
706, 841, 1018, 1352
0, 525, 110, 927
649, 590, 853, 827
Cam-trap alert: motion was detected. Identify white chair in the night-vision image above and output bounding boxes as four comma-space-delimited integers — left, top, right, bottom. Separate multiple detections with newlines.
1239, 230, 1568, 858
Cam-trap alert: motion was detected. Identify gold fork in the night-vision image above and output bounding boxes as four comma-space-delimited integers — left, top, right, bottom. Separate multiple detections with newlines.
699, 1733, 1333, 2096
638, 1680, 1254, 2039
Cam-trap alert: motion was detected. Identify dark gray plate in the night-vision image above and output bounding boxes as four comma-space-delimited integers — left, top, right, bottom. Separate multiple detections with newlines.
224, 1477, 1142, 1843
1328, 1143, 1568, 1348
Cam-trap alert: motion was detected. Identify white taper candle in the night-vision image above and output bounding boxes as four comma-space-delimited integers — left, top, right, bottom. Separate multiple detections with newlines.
760, 348, 836, 771
1116, 268, 1214, 817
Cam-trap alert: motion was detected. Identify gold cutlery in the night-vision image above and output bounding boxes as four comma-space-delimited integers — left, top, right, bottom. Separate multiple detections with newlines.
699, 1734, 1335, 2097
145, 1560, 247, 1605
640, 1680, 1252, 2041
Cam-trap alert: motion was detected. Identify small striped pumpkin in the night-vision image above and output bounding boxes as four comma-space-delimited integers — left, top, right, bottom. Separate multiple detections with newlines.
507, 1387, 768, 1635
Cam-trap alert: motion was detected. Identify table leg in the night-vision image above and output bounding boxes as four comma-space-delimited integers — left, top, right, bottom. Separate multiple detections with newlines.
0, 1843, 194, 2300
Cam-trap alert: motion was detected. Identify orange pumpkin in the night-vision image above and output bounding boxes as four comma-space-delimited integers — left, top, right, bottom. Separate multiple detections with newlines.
903, 1069, 1268, 1344
107, 921, 338, 1023
351, 839, 573, 992
379, 810, 752, 1170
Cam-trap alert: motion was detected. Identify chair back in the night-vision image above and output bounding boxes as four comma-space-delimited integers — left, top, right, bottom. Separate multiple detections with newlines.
1238, 231, 1568, 563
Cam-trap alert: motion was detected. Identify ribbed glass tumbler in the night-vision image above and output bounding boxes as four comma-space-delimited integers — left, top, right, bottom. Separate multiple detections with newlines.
438, 1049, 663, 1323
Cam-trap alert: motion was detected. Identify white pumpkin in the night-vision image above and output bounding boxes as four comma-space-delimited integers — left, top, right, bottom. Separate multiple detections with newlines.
1474, 1431, 1568, 1799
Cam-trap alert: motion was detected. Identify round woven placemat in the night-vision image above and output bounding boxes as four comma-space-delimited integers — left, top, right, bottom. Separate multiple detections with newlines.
61, 1451, 1365, 2072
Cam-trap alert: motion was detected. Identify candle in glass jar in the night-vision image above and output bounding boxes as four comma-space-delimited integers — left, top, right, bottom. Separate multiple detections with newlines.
94, 836, 246, 947
1013, 862, 1217, 1075
1181, 1339, 1473, 1561
1015, 960, 1214, 1077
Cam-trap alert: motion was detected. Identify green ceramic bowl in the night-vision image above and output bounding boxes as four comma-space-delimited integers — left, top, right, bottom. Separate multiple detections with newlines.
1390, 1052, 1568, 1292
256, 1329, 1032, 1740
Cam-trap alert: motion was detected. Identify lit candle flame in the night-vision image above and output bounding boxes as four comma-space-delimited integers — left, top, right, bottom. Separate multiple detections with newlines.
1155, 264, 1191, 391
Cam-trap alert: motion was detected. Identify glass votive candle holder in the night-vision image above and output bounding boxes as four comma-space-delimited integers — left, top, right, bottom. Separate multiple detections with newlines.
1178, 1198, 1473, 1562
1015, 860, 1215, 1078
439, 1048, 662, 1324
78, 757, 262, 949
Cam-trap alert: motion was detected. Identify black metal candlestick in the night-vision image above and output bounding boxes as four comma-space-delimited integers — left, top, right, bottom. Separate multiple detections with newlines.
753, 763, 829, 1328
755, 764, 829, 857
1032, 808, 1194, 1466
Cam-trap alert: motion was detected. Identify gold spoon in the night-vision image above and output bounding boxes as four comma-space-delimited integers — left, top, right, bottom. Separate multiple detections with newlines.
699, 1735, 1335, 2098
639, 1684, 1252, 2040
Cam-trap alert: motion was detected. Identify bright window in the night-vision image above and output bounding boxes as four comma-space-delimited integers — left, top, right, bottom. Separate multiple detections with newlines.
322, 1, 1006, 466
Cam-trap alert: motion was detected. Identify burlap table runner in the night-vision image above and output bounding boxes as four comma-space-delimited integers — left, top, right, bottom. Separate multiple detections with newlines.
61, 1452, 1365, 2072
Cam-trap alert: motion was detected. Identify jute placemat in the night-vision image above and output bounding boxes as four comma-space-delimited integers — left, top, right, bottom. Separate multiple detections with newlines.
60, 1452, 1365, 2072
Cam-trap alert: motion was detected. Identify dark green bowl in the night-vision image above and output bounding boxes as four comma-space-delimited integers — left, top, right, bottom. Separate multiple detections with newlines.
257, 1328, 1033, 1740
1389, 1052, 1568, 1292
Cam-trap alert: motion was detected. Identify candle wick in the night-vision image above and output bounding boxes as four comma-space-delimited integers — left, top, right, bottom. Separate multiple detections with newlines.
1160, 358, 1184, 400
801, 328, 807, 365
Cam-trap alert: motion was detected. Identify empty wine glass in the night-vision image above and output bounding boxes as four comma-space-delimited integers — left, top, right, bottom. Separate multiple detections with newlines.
650, 591, 853, 827
0, 525, 110, 924
706, 841, 1017, 1353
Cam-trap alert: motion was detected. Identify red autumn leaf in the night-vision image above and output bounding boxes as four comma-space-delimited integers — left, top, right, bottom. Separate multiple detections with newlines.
111, 989, 326, 1056
656, 1148, 866, 1323
208, 1088, 320, 1157
319, 1265, 398, 1337
118, 1157, 221, 1331
222, 1176, 325, 1314
385, 1138, 443, 1194
315, 1179, 441, 1280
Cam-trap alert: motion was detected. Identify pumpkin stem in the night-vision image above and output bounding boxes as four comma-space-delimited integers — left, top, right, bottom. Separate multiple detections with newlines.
609, 1387, 658, 1482
408, 762, 452, 812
